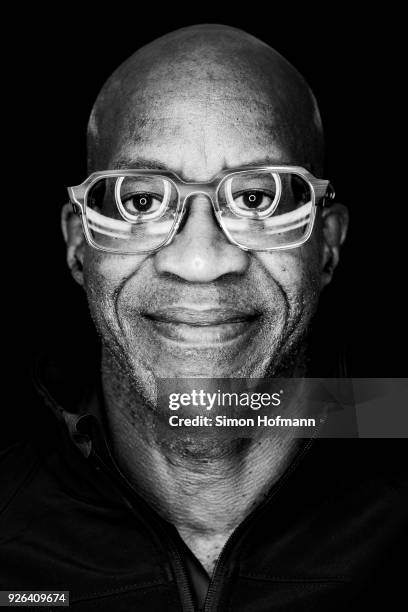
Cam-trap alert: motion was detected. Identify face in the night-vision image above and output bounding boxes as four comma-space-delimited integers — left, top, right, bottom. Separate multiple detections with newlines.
64, 47, 347, 406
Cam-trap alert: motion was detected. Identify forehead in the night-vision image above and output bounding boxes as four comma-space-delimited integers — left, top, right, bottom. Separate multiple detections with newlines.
106, 93, 299, 180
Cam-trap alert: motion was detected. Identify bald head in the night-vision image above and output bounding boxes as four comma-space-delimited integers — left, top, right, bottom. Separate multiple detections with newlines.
87, 24, 324, 176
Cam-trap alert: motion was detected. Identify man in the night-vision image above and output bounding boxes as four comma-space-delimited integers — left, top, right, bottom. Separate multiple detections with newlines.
1, 24, 406, 611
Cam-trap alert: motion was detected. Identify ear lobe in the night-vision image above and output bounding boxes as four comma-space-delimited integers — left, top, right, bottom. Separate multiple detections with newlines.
320, 203, 349, 288
61, 202, 86, 286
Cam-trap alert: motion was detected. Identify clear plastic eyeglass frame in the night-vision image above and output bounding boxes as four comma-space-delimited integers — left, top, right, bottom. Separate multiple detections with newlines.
67, 165, 335, 255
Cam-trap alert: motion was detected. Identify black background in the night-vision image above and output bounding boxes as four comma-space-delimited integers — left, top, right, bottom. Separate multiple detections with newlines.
4, 6, 406, 412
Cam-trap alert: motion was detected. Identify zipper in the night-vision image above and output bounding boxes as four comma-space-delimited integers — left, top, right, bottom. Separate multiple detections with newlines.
202, 437, 316, 611
91, 451, 196, 612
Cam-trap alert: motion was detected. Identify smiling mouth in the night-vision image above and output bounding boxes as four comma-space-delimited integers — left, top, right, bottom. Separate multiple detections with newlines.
143, 306, 261, 345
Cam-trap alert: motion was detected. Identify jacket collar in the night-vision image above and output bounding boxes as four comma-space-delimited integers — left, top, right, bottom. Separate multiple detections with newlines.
32, 352, 113, 464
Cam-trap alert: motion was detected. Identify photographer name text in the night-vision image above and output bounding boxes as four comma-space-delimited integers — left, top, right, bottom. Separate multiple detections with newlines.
168, 414, 316, 428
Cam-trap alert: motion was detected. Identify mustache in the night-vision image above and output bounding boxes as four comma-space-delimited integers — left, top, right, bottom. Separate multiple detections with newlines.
115, 275, 279, 315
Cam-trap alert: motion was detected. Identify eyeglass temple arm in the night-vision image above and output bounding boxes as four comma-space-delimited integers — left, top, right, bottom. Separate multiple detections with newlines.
317, 182, 336, 208
67, 186, 84, 214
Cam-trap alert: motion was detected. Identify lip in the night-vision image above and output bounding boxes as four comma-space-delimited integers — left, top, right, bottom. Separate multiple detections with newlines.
143, 305, 260, 345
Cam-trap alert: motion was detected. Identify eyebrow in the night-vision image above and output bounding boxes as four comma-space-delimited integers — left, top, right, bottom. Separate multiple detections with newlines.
111, 155, 303, 175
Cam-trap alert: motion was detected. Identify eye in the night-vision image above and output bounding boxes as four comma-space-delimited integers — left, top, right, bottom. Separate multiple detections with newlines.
122, 192, 163, 215
233, 190, 275, 211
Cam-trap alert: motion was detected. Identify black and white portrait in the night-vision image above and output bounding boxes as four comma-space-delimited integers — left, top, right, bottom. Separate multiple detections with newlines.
1, 10, 407, 612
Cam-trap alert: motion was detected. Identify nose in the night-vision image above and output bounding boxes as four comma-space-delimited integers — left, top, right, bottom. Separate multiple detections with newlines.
153, 194, 250, 282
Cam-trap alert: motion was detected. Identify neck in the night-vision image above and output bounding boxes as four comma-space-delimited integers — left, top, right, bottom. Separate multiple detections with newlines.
101, 348, 307, 574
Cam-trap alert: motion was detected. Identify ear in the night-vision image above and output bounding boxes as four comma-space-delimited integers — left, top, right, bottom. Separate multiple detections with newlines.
61, 203, 86, 286
320, 203, 349, 288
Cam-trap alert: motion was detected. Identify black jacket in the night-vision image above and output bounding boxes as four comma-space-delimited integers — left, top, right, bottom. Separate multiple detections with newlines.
0, 358, 407, 611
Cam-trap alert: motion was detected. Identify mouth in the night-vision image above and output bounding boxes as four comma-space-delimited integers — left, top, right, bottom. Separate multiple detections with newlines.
143, 305, 261, 346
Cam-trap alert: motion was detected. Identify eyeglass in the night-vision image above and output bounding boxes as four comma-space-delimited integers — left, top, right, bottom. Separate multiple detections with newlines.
67, 165, 335, 254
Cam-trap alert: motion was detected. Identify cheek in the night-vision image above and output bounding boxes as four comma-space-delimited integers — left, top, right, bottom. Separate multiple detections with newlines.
256, 243, 321, 311
82, 249, 149, 324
